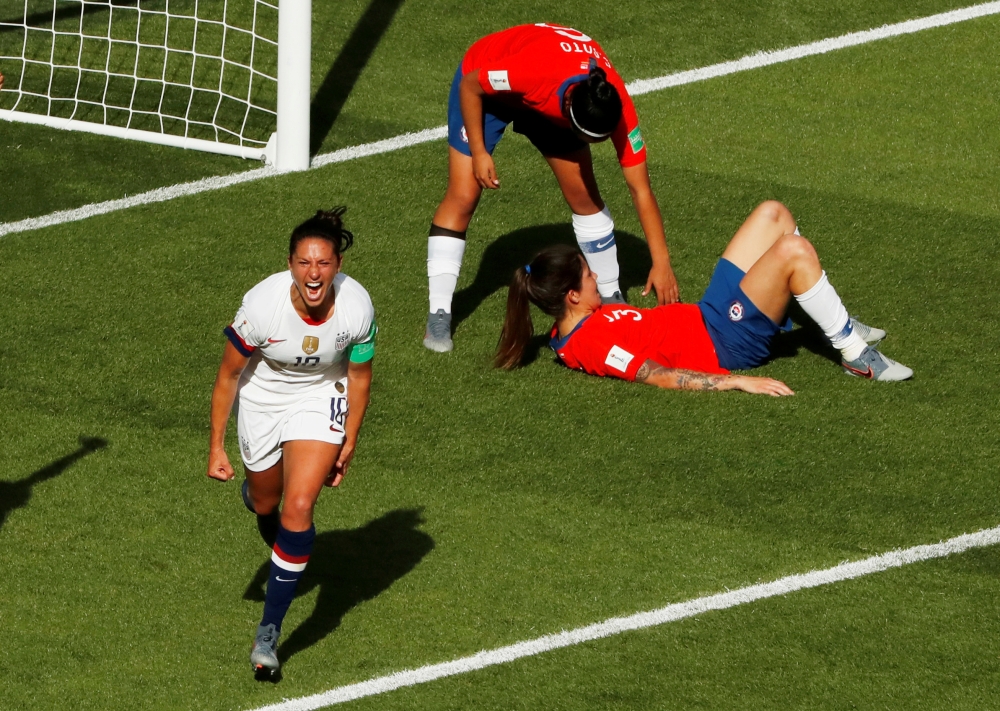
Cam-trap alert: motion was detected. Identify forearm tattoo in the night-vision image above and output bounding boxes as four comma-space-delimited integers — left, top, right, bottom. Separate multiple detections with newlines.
635, 361, 727, 391
673, 370, 726, 391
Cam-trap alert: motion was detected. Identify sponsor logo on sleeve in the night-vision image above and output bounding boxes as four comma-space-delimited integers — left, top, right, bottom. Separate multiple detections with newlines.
234, 318, 255, 342
728, 301, 744, 321
605, 345, 635, 373
628, 126, 645, 153
488, 70, 511, 91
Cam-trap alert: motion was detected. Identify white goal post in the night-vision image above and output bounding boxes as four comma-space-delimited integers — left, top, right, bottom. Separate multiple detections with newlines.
0, 0, 311, 171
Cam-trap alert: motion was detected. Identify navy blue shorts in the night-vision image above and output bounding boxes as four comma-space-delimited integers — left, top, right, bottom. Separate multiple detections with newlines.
447, 64, 586, 158
698, 258, 789, 370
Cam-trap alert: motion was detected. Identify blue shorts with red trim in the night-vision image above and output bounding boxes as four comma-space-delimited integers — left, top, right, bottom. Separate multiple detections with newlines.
447, 64, 586, 157
697, 258, 790, 370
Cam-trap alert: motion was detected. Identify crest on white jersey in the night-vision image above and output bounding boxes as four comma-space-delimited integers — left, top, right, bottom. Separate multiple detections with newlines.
335, 331, 350, 350
302, 336, 320, 355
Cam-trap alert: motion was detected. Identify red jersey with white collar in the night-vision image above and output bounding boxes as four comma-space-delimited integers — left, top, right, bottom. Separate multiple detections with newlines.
550, 304, 728, 381
462, 23, 647, 167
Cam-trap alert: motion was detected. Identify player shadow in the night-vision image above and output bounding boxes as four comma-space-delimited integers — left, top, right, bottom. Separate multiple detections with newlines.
764, 303, 843, 366
451, 223, 651, 333
243, 507, 434, 663
0, 436, 108, 532
309, 0, 407, 154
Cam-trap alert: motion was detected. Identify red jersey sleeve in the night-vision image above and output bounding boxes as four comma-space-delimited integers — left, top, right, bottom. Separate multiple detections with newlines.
607, 71, 647, 167
462, 24, 647, 168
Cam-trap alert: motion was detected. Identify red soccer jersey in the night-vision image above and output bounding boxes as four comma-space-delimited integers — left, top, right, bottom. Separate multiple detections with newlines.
550, 304, 729, 381
462, 23, 647, 167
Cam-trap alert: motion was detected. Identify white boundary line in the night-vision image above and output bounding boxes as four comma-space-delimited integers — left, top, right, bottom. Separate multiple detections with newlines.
2, 2, 999, 240
252, 525, 1000, 711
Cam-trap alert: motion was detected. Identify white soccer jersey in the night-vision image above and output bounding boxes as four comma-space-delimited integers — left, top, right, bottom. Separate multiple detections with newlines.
225, 271, 376, 411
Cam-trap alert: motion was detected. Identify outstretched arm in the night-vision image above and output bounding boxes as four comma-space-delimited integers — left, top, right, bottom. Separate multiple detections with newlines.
621, 161, 678, 305
634, 359, 794, 396
207, 341, 250, 481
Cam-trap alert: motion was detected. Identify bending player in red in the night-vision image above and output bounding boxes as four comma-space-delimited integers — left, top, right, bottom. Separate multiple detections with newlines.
495, 201, 913, 390
424, 23, 678, 352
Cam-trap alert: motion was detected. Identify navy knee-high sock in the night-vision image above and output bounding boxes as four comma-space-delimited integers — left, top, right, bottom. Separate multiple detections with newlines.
261, 524, 315, 632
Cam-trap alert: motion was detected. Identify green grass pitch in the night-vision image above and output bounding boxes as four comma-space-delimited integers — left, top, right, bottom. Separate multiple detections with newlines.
2, 1, 1000, 709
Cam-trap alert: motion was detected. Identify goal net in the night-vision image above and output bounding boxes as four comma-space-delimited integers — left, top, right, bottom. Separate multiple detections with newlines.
0, 0, 310, 169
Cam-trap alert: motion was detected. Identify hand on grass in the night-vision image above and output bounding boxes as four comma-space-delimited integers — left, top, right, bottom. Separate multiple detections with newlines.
733, 376, 795, 397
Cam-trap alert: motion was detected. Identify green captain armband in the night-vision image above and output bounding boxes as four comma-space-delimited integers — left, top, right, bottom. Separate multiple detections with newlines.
347, 321, 377, 363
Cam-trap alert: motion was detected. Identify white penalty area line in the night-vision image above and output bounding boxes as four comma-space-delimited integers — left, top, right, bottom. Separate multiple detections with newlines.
252, 525, 1000, 711
3, 1, 1000, 241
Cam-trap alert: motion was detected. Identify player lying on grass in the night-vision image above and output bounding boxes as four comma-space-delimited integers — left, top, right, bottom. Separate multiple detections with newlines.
207, 208, 376, 678
424, 22, 679, 353
495, 201, 912, 392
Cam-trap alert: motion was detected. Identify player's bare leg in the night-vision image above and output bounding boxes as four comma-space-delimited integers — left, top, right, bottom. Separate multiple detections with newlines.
738, 232, 821, 324
546, 148, 624, 303
736, 211, 910, 381
251, 440, 340, 679
720, 200, 798, 273
432, 147, 483, 232
278, 440, 340, 532
426, 148, 482, 351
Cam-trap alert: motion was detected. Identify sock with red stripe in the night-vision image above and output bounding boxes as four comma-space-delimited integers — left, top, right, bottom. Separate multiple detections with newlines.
260, 524, 315, 631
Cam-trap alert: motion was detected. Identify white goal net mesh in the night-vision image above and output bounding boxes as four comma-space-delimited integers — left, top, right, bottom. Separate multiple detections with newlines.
0, 0, 279, 156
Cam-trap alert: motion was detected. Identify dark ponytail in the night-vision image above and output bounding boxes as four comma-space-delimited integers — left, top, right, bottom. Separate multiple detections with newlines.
289, 206, 354, 258
494, 244, 584, 370
569, 62, 623, 138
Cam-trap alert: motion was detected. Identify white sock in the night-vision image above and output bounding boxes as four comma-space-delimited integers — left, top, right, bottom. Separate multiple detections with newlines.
573, 207, 620, 298
794, 271, 867, 361
427, 235, 465, 313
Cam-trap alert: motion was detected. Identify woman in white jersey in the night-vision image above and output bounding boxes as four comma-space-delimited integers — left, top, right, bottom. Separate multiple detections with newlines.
206, 207, 376, 679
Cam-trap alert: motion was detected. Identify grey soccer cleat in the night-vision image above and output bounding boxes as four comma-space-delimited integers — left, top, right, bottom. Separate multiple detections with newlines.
423, 309, 453, 352
250, 623, 280, 678
850, 317, 886, 345
842, 346, 913, 381
600, 291, 627, 305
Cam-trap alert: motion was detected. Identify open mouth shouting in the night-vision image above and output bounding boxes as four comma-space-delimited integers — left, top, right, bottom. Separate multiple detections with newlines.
303, 280, 325, 302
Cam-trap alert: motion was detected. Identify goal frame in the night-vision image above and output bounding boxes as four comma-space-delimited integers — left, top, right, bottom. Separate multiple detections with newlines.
0, 0, 312, 172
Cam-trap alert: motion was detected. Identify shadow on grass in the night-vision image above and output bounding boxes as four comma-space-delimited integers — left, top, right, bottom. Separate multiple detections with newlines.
309, 0, 407, 154
0, 436, 108, 531
452, 223, 653, 331
244, 507, 434, 662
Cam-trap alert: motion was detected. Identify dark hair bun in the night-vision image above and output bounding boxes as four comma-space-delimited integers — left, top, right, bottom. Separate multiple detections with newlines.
570, 65, 623, 136
289, 206, 355, 257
